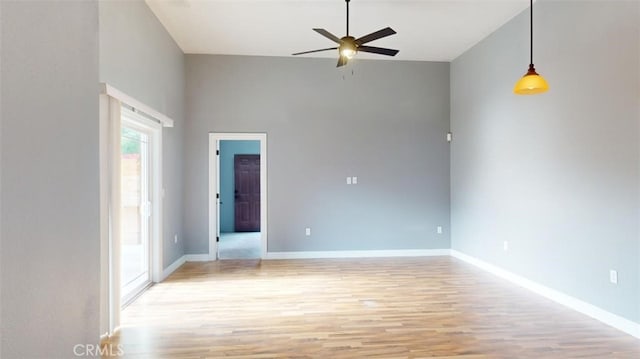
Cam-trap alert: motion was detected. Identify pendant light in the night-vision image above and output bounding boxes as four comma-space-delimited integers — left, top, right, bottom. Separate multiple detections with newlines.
514, 0, 549, 95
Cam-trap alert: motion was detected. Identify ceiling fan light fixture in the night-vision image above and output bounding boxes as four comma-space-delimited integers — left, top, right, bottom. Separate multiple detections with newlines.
341, 48, 356, 59
340, 38, 357, 59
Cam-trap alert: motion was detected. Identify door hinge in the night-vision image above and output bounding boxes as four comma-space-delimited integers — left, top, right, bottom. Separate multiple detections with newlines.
446, 132, 452, 143
216, 150, 220, 155
216, 236, 219, 243
216, 193, 220, 199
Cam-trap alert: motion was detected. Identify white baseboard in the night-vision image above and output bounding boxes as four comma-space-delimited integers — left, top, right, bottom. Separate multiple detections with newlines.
161, 253, 213, 281
185, 253, 214, 262
161, 255, 186, 281
265, 249, 450, 260
450, 250, 640, 339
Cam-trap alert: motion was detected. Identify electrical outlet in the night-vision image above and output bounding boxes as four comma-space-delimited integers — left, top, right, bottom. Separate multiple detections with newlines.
503, 241, 509, 251
609, 270, 618, 284
174, 234, 178, 244
346, 177, 352, 185
436, 226, 443, 234
305, 228, 311, 236
352, 176, 358, 184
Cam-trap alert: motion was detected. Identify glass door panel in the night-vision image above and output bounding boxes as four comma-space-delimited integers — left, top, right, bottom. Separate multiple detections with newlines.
121, 126, 151, 304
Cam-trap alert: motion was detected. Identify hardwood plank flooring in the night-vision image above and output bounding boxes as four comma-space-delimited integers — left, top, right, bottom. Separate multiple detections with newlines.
103, 257, 640, 358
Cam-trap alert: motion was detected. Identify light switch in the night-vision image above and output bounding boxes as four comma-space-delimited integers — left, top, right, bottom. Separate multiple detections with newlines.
610, 270, 618, 284
305, 228, 311, 236
346, 177, 352, 185
352, 176, 358, 184
436, 226, 442, 234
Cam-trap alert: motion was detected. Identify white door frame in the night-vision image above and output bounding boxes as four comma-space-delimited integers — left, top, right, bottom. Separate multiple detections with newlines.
209, 133, 267, 259
100, 86, 169, 340
101, 106, 163, 332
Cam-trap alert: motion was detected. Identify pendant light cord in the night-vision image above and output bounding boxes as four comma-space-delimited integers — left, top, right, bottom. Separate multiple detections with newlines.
530, 0, 533, 65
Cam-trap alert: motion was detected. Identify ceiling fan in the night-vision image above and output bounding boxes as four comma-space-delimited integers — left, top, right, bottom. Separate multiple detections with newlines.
292, 0, 399, 67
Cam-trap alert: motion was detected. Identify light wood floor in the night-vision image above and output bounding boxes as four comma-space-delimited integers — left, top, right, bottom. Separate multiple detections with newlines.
103, 257, 640, 358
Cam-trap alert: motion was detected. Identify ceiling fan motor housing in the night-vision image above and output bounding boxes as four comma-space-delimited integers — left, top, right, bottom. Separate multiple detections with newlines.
339, 36, 357, 58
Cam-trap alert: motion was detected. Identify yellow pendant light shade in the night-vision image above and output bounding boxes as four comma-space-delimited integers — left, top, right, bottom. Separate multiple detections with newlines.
514, 0, 549, 95
514, 64, 549, 94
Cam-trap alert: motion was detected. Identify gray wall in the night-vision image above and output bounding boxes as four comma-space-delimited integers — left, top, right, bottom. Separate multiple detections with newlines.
219, 140, 261, 233
99, 0, 185, 268
1, 1, 101, 357
451, 0, 640, 323
185, 55, 451, 254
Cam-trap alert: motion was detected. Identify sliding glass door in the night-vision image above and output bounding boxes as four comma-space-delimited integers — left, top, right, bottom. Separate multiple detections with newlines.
121, 124, 151, 305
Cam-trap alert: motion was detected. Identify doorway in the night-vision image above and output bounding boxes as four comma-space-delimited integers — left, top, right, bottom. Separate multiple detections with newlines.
100, 89, 167, 338
209, 134, 267, 260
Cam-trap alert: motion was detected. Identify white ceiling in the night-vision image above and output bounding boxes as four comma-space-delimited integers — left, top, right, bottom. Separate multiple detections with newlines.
146, 0, 529, 62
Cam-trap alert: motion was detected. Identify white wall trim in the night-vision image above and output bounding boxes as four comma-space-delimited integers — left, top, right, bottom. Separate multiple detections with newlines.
161, 255, 186, 281
450, 250, 640, 339
100, 83, 174, 127
99, 95, 111, 340
265, 249, 451, 260
185, 254, 213, 262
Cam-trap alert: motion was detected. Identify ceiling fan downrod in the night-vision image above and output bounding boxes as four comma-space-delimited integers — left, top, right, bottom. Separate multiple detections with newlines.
346, 0, 350, 37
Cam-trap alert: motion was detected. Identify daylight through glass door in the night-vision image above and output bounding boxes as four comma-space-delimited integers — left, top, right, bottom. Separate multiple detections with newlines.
121, 126, 151, 305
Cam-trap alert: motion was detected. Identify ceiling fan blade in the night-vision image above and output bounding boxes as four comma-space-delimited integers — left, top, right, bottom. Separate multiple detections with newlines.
355, 27, 396, 45
292, 47, 338, 56
313, 28, 342, 44
357, 46, 399, 57
337, 56, 348, 67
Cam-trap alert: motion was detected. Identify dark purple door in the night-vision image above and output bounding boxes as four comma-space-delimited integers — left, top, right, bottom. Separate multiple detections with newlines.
234, 155, 260, 232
